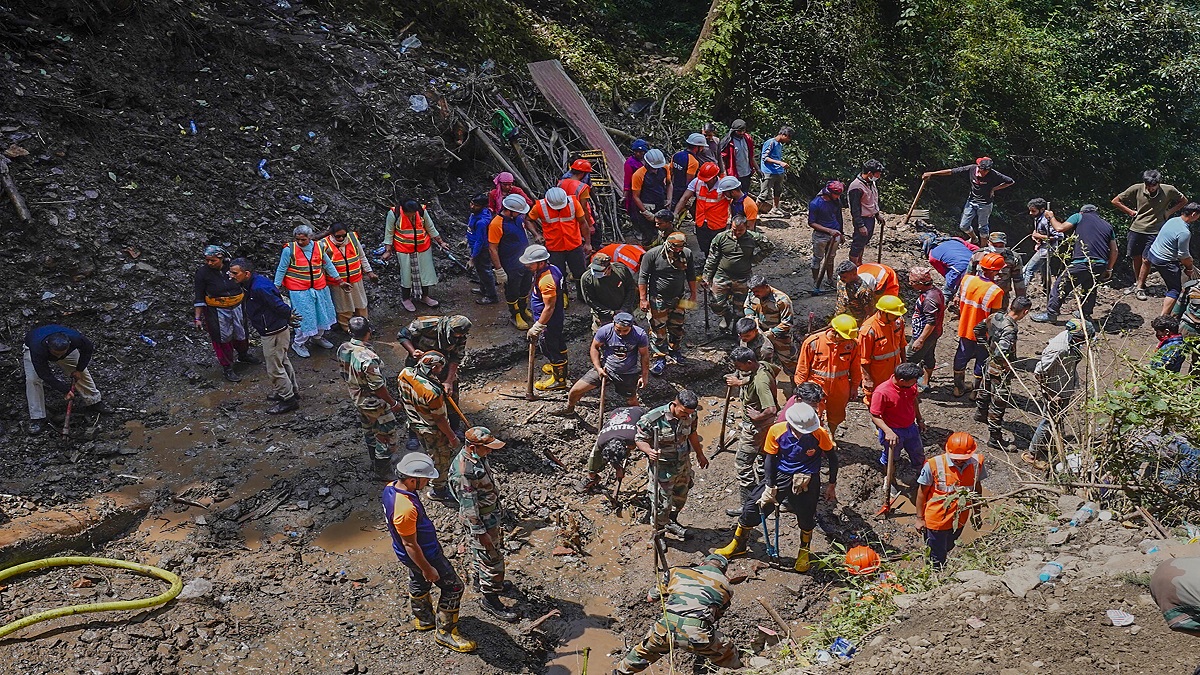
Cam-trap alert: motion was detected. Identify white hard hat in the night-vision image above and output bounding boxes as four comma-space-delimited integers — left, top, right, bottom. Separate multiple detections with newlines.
785, 403, 821, 434
545, 186, 569, 209
519, 244, 551, 265
717, 176, 742, 192
644, 149, 667, 169
502, 193, 530, 214
395, 452, 439, 479
686, 132, 707, 146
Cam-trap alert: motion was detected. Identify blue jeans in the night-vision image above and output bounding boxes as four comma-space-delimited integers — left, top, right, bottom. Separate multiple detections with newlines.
877, 423, 925, 469
953, 337, 986, 376
958, 202, 993, 238
1022, 247, 1051, 289
472, 250, 498, 300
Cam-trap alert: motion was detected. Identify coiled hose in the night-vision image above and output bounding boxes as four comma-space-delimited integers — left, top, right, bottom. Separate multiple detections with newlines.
0, 556, 182, 638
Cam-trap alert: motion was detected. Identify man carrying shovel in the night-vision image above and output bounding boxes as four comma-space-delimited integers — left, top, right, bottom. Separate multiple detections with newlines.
722, 347, 779, 517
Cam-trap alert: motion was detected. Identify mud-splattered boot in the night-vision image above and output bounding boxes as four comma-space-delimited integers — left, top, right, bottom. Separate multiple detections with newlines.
508, 301, 530, 330
409, 592, 435, 631
435, 610, 476, 652
535, 361, 568, 392
793, 529, 814, 573
970, 375, 983, 401
714, 525, 753, 558
953, 370, 967, 398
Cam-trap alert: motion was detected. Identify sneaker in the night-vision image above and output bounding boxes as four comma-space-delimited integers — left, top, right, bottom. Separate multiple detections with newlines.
573, 473, 600, 494
1136, 288, 1148, 301
267, 397, 299, 414
28, 419, 45, 436
1031, 312, 1057, 324
310, 335, 335, 349
237, 351, 263, 365
222, 366, 242, 382
401, 299, 417, 312
292, 342, 311, 358
649, 358, 666, 376
664, 522, 688, 539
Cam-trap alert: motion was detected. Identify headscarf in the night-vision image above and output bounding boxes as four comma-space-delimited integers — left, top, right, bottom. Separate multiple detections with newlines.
203, 244, 229, 259
415, 350, 447, 380
441, 315, 473, 349
493, 172, 515, 191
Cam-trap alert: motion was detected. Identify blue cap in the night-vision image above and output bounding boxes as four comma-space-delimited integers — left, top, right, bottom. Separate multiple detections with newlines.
631, 139, 649, 152
613, 312, 634, 326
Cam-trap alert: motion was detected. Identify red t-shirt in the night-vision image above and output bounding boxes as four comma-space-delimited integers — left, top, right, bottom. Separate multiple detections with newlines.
869, 377, 918, 429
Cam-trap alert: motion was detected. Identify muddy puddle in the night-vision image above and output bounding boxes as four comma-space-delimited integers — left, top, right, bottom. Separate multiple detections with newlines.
545, 596, 626, 675
313, 508, 389, 555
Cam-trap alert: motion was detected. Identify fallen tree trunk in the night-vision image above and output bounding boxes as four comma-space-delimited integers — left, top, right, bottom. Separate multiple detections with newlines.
0, 156, 32, 222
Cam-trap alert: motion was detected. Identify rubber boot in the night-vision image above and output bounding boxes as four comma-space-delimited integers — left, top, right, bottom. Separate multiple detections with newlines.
970, 375, 983, 401
794, 529, 814, 573
480, 593, 519, 622
973, 397, 988, 423
952, 370, 967, 398
517, 297, 533, 324
714, 525, 752, 558
409, 593, 435, 631
535, 361, 568, 392
435, 610, 476, 652
508, 301, 530, 330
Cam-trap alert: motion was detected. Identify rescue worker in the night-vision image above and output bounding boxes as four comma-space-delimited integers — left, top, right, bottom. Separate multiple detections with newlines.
736, 316, 776, 366
669, 133, 708, 210
623, 139, 649, 221
593, 242, 646, 275
275, 224, 346, 358
580, 252, 637, 330
835, 260, 875, 322
720, 174, 761, 231
1026, 318, 1094, 469
966, 231, 1026, 308
384, 452, 474, 653
613, 553, 741, 674
847, 160, 885, 266
488, 194, 533, 330
559, 158, 596, 237
397, 352, 461, 502
22, 324, 104, 435
466, 193, 499, 305
704, 215, 774, 332
523, 244, 570, 391
336, 317, 403, 476
448, 426, 519, 622
636, 389, 707, 539
674, 161, 727, 256
915, 433, 986, 569
794, 315, 862, 435
381, 200, 451, 312
859, 295, 908, 404
193, 244, 259, 383
744, 275, 798, 379
923, 232, 978, 298
906, 267, 945, 391
231, 258, 299, 415
974, 296, 1033, 449
715, 403, 837, 573
552, 312, 649, 417
722, 347, 780, 518
318, 222, 377, 331
396, 315, 472, 396
858, 261, 901, 298
869, 362, 928, 474
527, 186, 590, 304
629, 148, 673, 245
954, 252, 1007, 397
576, 406, 644, 494
638, 233, 698, 376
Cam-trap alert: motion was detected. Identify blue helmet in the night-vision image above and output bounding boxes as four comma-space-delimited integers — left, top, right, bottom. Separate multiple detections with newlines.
631, 139, 649, 152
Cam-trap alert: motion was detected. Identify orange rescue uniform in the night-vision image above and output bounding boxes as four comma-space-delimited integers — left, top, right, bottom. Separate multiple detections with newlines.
859, 312, 907, 402
956, 274, 1004, 339
528, 196, 587, 252
689, 177, 730, 231
794, 329, 862, 431
858, 263, 900, 298
920, 453, 985, 530
594, 243, 645, 275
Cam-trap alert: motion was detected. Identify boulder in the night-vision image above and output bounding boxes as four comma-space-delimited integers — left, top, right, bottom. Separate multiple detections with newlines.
1002, 563, 1043, 598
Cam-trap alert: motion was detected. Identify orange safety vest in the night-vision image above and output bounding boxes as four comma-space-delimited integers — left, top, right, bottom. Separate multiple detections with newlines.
693, 178, 729, 230
320, 232, 365, 283
957, 274, 1003, 339
922, 453, 983, 530
595, 243, 645, 274
391, 207, 432, 254
860, 313, 907, 384
795, 330, 861, 430
533, 198, 583, 252
282, 242, 328, 291
859, 263, 900, 297
559, 177, 594, 225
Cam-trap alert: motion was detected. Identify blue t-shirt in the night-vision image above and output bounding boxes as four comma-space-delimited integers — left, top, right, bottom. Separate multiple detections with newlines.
760, 138, 785, 175
466, 208, 493, 257
1149, 216, 1192, 263
930, 239, 974, 272
594, 323, 649, 376
808, 193, 843, 234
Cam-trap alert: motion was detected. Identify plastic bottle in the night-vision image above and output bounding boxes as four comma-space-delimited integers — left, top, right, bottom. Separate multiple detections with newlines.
1069, 501, 1098, 527
257, 159, 271, 180
139, 335, 157, 347
1038, 561, 1063, 583
400, 35, 421, 53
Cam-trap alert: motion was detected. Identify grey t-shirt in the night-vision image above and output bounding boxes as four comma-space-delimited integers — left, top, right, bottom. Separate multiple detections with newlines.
732, 137, 751, 177
594, 323, 648, 376
951, 165, 1013, 204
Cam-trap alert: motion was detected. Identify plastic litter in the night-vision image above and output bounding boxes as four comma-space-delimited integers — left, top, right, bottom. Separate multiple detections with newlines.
189, 120, 198, 135
408, 95, 428, 112
829, 637, 855, 659
179, 578, 213, 600
1069, 501, 1098, 527
274, 0, 292, 10
139, 335, 157, 347
1139, 540, 1161, 554
1106, 609, 1135, 627
1038, 561, 1063, 583
307, 131, 316, 139
298, 195, 314, 203
257, 159, 271, 179
400, 35, 421, 53
131, 301, 149, 313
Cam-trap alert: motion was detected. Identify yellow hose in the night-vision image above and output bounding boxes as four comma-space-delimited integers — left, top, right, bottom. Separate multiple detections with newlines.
0, 556, 183, 638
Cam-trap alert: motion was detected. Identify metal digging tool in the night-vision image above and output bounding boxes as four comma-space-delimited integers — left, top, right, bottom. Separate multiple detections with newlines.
61, 395, 74, 440
597, 375, 607, 430
447, 395, 471, 429
885, 177, 929, 262
710, 385, 734, 458
702, 285, 710, 333
649, 427, 670, 593
877, 441, 897, 517
525, 341, 538, 401
760, 510, 780, 563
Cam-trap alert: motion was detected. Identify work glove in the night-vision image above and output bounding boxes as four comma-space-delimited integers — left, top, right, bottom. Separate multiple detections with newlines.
493, 268, 508, 285
527, 322, 547, 340
757, 485, 778, 508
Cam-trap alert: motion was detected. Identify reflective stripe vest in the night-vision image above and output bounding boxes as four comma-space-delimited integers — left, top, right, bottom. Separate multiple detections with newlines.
922, 454, 983, 530
957, 274, 1003, 339
692, 178, 729, 230
860, 313, 906, 385
796, 331, 859, 383
391, 208, 432, 254
559, 178, 594, 224
534, 198, 583, 252
596, 243, 645, 274
319, 232, 364, 283
281, 242, 328, 291
382, 484, 442, 564
858, 263, 900, 297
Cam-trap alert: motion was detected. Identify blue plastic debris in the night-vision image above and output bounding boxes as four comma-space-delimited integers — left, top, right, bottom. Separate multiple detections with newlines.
298, 195, 314, 203
257, 159, 271, 179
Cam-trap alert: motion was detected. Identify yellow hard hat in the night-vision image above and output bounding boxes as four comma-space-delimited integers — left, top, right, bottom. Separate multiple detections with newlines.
875, 294, 906, 316
831, 314, 859, 340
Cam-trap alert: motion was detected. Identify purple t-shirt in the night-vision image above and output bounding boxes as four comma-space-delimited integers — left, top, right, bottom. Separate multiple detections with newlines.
912, 287, 946, 339
623, 156, 643, 208
594, 324, 649, 376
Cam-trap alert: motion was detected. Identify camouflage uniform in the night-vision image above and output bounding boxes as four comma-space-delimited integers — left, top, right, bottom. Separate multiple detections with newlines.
636, 404, 698, 529
835, 277, 875, 324
615, 559, 740, 674
703, 229, 774, 324
639, 244, 696, 359
744, 285, 798, 374
967, 247, 1026, 309
397, 367, 455, 490
1151, 556, 1200, 634
396, 316, 469, 367
336, 338, 399, 461
448, 448, 506, 594
731, 364, 779, 506
740, 331, 776, 366
974, 312, 1019, 436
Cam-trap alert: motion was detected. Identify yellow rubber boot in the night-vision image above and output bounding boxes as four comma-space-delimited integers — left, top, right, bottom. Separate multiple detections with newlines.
535, 361, 568, 392
409, 592, 435, 631
714, 525, 752, 558
508, 301, 530, 330
435, 610, 476, 653
794, 529, 814, 573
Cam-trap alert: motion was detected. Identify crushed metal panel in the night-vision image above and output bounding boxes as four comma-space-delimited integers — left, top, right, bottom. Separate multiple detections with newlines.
526, 59, 625, 200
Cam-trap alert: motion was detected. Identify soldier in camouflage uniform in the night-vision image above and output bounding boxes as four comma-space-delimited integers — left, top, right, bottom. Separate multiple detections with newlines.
723, 347, 779, 517
973, 296, 1032, 449
448, 426, 520, 623
397, 351, 462, 502
1151, 557, 1200, 648
744, 275, 798, 381
614, 553, 741, 674
703, 215, 774, 331
635, 390, 707, 539
736, 317, 777, 368
336, 318, 404, 477
966, 231, 1026, 309
834, 259, 875, 323
638, 233, 698, 376
396, 315, 471, 395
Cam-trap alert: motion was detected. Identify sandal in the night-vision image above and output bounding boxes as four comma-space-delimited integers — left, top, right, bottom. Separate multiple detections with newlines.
1021, 452, 1049, 471
401, 299, 417, 312
420, 296, 440, 307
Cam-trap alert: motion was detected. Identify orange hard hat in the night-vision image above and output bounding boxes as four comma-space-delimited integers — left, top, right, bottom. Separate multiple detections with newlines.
845, 546, 881, 575
946, 431, 978, 460
571, 159, 593, 173
698, 161, 720, 182
979, 252, 1006, 271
